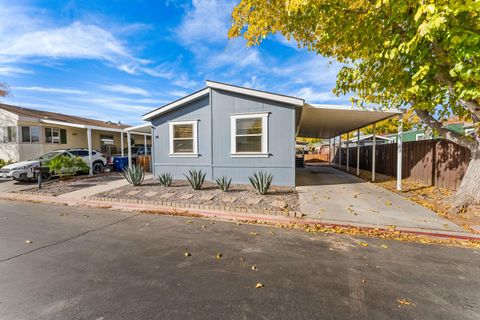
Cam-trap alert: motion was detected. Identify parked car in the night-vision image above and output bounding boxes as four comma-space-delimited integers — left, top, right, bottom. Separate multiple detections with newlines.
0, 148, 107, 181
111, 145, 151, 164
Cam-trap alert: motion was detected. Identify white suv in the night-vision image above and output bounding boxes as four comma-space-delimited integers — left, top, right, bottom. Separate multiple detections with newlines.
0, 149, 107, 181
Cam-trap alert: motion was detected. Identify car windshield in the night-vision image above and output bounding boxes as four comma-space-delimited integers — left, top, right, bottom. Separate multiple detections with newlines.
34, 151, 63, 161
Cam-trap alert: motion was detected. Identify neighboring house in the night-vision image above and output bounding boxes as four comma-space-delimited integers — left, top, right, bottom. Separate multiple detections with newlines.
386, 121, 475, 143
0, 103, 150, 162
143, 81, 303, 186
340, 134, 393, 147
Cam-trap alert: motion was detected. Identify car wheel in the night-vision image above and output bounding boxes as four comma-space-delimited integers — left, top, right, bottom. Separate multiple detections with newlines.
41, 172, 52, 181
92, 162, 104, 174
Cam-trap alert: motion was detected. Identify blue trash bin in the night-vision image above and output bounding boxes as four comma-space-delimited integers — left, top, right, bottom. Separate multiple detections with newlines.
113, 156, 128, 172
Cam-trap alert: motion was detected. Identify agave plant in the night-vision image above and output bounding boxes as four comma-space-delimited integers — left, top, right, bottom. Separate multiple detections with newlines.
121, 165, 145, 186
158, 172, 173, 187
248, 171, 273, 195
184, 169, 206, 190
215, 176, 232, 192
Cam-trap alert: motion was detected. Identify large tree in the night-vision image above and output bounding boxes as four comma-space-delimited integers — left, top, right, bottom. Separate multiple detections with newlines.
229, 0, 480, 206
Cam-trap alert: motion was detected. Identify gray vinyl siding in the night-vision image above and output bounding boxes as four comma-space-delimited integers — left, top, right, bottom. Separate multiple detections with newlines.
151, 96, 212, 179
151, 89, 296, 186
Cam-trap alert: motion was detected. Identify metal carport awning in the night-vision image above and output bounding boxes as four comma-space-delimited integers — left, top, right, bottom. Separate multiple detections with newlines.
297, 104, 402, 139
296, 103, 404, 191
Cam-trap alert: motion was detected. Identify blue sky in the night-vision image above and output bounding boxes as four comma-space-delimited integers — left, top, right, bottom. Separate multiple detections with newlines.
0, 0, 349, 125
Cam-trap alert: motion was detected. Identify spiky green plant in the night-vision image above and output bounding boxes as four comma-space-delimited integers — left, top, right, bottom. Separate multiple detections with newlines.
184, 169, 206, 190
121, 165, 145, 186
215, 176, 232, 192
158, 172, 173, 187
248, 171, 273, 195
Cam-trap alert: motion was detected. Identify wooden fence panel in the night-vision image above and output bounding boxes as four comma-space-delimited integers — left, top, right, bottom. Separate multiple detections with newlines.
329, 139, 470, 191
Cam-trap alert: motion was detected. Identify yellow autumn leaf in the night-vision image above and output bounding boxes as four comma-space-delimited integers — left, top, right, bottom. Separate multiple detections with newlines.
357, 241, 369, 247
380, 244, 389, 249
216, 253, 223, 259
255, 283, 264, 288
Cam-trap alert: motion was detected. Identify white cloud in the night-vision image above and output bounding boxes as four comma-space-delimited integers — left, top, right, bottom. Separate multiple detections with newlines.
13, 86, 87, 95
290, 87, 352, 105
0, 66, 33, 76
102, 84, 149, 97
0, 5, 159, 76
175, 0, 233, 46
205, 39, 262, 70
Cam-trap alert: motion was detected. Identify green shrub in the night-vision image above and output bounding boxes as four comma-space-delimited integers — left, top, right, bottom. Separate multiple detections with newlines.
0, 159, 13, 168
47, 156, 89, 179
121, 165, 145, 186
158, 172, 173, 187
215, 176, 232, 192
184, 169, 206, 190
248, 171, 273, 195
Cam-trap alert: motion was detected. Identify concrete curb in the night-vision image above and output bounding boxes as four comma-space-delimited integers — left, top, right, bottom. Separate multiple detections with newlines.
1, 191, 479, 241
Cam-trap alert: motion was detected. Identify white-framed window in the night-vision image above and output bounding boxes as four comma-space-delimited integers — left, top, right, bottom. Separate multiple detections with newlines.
415, 133, 425, 141
0, 126, 17, 143
169, 120, 198, 157
230, 113, 269, 157
21, 126, 40, 143
45, 127, 67, 144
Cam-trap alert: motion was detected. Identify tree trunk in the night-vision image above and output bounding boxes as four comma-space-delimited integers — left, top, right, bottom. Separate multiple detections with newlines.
454, 145, 480, 207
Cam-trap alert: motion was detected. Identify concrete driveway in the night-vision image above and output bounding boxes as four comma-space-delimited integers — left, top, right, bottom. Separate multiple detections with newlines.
0, 200, 479, 320
296, 165, 463, 232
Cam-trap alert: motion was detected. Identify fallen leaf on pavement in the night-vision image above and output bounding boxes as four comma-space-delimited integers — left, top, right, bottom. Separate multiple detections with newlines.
362, 279, 367, 283
216, 253, 223, 259
83, 215, 89, 218
250, 232, 258, 236
270, 231, 275, 235
255, 283, 264, 288
240, 257, 245, 262
357, 241, 369, 247
380, 244, 389, 249
385, 201, 392, 206
25, 240, 33, 244
186, 220, 193, 224
397, 299, 415, 307
251, 265, 257, 271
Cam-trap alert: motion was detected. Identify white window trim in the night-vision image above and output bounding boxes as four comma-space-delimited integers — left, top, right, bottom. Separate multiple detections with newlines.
168, 120, 199, 157
230, 113, 269, 157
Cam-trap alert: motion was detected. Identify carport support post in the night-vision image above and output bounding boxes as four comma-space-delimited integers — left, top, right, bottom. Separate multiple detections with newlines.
87, 127, 93, 176
127, 132, 132, 168
356, 129, 360, 175
339, 135, 342, 168
346, 132, 350, 172
397, 117, 403, 191
372, 123, 376, 182
120, 132, 124, 157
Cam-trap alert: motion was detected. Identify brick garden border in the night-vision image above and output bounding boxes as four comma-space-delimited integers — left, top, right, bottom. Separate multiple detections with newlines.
89, 196, 303, 218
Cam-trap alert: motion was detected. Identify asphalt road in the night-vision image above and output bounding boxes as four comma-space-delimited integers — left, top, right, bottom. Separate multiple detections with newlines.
0, 200, 479, 320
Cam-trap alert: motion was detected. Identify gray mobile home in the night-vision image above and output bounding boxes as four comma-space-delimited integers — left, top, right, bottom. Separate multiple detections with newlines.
142, 81, 304, 186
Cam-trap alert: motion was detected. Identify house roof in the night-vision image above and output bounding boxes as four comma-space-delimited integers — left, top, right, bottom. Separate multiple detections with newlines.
142, 80, 304, 120
0, 103, 130, 130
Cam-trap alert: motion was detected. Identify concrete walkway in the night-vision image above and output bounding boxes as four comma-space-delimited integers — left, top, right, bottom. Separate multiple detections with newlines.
296, 165, 464, 232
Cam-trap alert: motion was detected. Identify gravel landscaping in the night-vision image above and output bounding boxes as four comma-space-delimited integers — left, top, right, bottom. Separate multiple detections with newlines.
95, 178, 299, 212
14, 173, 123, 196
